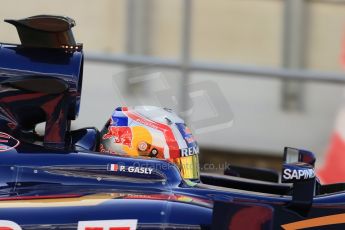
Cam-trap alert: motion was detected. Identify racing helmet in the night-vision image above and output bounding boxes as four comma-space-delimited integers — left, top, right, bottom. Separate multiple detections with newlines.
99, 106, 200, 181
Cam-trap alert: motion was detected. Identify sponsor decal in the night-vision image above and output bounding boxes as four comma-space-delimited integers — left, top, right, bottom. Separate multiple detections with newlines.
180, 146, 199, 157
185, 136, 195, 144
138, 141, 148, 151
283, 168, 315, 181
0, 220, 22, 230
176, 123, 196, 145
0, 132, 19, 152
107, 164, 153, 175
103, 127, 132, 147
185, 126, 192, 135
78, 219, 137, 230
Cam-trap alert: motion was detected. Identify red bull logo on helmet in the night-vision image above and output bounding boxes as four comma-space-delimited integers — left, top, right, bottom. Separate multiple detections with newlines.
103, 126, 132, 147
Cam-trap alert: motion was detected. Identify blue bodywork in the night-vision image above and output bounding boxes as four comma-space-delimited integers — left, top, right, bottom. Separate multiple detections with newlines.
0, 44, 83, 118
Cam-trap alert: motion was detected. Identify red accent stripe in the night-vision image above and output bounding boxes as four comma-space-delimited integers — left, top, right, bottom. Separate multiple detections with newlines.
109, 228, 130, 230
0, 194, 80, 201
85, 228, 103, 230
123, 110, 180, 158
2, 93, 45, 103
0, 228, 14, 230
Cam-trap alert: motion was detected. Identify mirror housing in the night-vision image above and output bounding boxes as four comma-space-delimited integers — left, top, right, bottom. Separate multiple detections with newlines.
282, 147, 317, 216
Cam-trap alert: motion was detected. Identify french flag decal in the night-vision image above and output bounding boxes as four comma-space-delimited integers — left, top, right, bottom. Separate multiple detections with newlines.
77, 219, 137, 230
107, 164, 119, 172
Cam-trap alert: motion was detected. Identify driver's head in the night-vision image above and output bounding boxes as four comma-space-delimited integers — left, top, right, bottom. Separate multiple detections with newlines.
99, 106, 200, 181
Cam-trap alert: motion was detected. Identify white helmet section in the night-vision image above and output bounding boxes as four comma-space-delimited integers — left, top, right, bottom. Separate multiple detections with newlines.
128, 106, 188, 159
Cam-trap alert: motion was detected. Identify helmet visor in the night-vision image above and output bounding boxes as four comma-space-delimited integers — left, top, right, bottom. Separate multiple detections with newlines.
173, 154, 200, 180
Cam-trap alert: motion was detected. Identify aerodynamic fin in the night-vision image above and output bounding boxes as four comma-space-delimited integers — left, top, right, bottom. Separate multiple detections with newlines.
4, 15, 82, 50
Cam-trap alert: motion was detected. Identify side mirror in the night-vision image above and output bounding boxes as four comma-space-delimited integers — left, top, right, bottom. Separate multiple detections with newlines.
281, 147, 317, 216
284, 147, 316, 166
